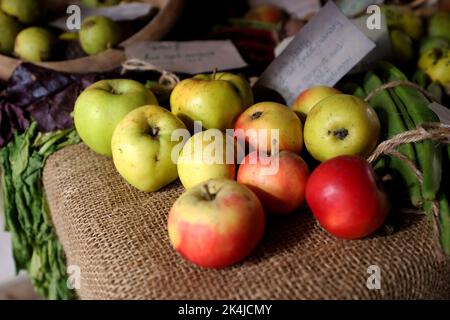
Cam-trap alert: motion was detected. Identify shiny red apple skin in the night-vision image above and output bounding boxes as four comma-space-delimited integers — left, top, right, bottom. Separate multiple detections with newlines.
168, 179, 265, 269
306, 155, 390, 239
238, 151, 309, 215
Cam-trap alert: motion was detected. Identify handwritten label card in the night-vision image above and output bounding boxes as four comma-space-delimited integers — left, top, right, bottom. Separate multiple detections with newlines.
50, 3, 152, 30
125, 40, 247, 74
256, 1, 375, 105
249, 0, 321, 19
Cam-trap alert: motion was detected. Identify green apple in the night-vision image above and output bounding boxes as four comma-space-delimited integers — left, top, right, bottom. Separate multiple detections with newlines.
0, 11, 22, 55
429, 12, 450, 41
304, 94, 381, 162
14, 27, 56, 62
170, 72, 253, 131
111, 105, 186, 192
1, 0, 43, 24
82, 0, 122, 7
79, 16, 122, 55
74, 79, 158, 157
178, 130, 237, 189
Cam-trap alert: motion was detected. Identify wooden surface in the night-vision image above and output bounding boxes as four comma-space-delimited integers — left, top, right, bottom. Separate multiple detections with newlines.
0, 0, 184, 80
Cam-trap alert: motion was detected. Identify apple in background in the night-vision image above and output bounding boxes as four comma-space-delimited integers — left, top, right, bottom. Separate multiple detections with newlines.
170, 72, 253, 132
1, 0, 43, 24
0, 11, 22, 56
238, 151, 309, 215
234, 102, 303, 154
244, 4, 285, 24
304, 94, 380, 162
74, 79, 158, 157
291, 86, 341, 121
79, 16, 122, 55
177, 130, 237, 189
306, 155, 390, 239
111, 105, 186, 192
14, 27, 56, 62
168, 179, 265, 268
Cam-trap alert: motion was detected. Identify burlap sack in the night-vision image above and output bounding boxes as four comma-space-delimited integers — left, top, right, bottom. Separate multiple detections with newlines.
43, 144, 450, 300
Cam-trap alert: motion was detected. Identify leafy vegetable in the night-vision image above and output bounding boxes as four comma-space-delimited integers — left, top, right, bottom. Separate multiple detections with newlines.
0, 122, 80, 299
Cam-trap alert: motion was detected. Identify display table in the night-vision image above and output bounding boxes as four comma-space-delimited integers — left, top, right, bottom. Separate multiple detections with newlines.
42, 143, 450, 300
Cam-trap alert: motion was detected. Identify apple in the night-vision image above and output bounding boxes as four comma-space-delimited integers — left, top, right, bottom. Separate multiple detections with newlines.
304, 94, 380, 162
234, 102, 303, 154
14, 27, 56, 62
237, 151, 309, 214
177, 129, 237, 189
111, 105, 186, 192
74, 79, 158, 157
0, 11, 22, 55
79, 16, 122, 55
429, 12, 450, 41
168, 178, 265, 268
291, 86, 341, 121
170, 72, 253, 132
1, 0, 43, 24
306, 155, 390, 239
82, 0, 121, 8
244, 4, 285, 24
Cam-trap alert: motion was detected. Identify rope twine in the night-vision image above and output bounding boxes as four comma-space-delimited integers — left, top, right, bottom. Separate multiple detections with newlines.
121, 59, 181, 91
365, 80, 450, 256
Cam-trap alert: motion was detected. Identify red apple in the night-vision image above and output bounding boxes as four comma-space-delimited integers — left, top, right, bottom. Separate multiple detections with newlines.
244, 4, 285, 24
237, 151, 309, 214
306, 155, 390, 239
234, 102, 303, 154
168, 179, 265, 268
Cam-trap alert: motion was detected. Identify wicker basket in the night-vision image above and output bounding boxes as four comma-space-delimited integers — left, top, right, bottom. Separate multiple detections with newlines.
0, 0, 184, 80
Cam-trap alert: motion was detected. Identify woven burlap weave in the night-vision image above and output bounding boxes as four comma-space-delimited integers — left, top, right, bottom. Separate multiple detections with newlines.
42, 144, 450, 300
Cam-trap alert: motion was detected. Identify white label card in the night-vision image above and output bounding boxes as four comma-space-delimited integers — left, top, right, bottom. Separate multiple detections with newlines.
429, 102, 450, 125
256, 1, 376, 105
125, 41, 248, 74
249, 0, 321, 19
50, 3, 152, 30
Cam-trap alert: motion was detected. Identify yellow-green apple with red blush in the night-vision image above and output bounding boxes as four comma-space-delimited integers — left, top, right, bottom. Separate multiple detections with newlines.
74, 79, 158, 157
170, 72, 253, 132
111, 105, 186, 192
304, 94, 380, 162
238, 150, 309, 214
177, 129, 238, 189
244, 4, 285, 24
291, 86, 341, 121
168, 178, 265, 268
234, 102, 303, 154
306, 155, 390, 239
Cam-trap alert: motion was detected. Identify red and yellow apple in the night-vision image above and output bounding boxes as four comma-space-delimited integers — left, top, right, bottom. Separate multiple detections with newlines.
168, 179, 265, 269
244, 4, 285, 24
237, 151, 309, 214
291, 86, 341, 121
303, 94, 380, 162
306, 155, 390, 239
234, 102, 303, 154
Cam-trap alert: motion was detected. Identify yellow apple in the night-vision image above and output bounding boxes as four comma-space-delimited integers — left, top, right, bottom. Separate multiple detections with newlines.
304, 94, 380, 162
111, 105, 186, 192
170, 72, 253, 131
177, 130, 237, 189
291, 86, 341, 121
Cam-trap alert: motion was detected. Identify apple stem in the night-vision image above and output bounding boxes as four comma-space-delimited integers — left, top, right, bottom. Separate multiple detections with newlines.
202, 184, 215, 201
150, 126, 160, 137
212, 68, 218, 80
